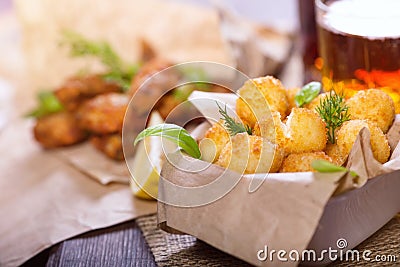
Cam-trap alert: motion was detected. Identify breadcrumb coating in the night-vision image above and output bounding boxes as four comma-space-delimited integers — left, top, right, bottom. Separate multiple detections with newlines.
77, 93, 129, 135
216, 133, 284, 174
346, 89, 395, 133
54, 75, 121, 111
285, 108, 327, 154
280, 152, 333, 173
252, 111, 287, 149
336, 120, 390, 164
90, 134, 124, 161
236, 76, 288, 127
285, 87, 300, 113
34, 112, 87, 148
324, 143, 346, 166
201, 120, 230, 163
304, 92, 329, 112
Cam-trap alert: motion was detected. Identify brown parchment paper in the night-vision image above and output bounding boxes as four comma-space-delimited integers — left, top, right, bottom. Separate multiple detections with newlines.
158, 158, 345, 267
158, 92, 400, 267
0, 119, 156, 267
55, 143, 130, 185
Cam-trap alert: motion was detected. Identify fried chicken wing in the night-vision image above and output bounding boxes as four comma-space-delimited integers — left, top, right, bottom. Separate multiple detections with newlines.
54, 74, 121, 111
90, 134, 124, 161
33, 112, 87, 148
128, 58, 173, 97
77, 93, 129, 135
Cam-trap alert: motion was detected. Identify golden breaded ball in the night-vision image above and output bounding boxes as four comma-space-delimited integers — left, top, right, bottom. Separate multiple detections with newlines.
280, 152, 333, 173
336, 120, 390, 164
253, 111, 287, 148
236, 76, 288, 127
304, 92, 329, 112
285, 108, 327, 154
201, 120, 230, 163
346, 89, 395, 133
324, 143, 346, 166
216, 133, 284, 174
285, 87, 300, 113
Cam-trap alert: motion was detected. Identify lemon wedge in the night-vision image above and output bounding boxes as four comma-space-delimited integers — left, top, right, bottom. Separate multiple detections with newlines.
130, 111, 175, 200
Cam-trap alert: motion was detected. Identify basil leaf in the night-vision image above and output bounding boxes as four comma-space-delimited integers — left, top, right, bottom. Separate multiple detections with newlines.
295, 81, 322, 107
311, 160, 358, 177
25, 91, 64, 118
134, 123, 201, 159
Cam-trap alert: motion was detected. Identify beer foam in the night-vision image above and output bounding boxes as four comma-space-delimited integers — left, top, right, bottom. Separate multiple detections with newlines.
323, 0, 400, 39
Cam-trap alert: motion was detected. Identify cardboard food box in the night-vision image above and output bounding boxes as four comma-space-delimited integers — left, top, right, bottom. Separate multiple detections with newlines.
157, 91, 400, 267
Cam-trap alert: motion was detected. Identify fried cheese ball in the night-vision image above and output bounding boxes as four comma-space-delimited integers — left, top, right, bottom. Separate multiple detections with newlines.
285, 87, 300, 113
236, 76, 288, 128
304, 92, 329, 112
252, 111, 287, 148
77, 93, 129, 135
324, 143, 346, 166
280, 152, 333, 173
90, 134, 124, 161
33, 112, 87, 148
216, 133, 284, 174
199, 120, 230, 163
54, 75, 121, 111
346, 89, 395, 133
336, 120, 390, 164
285, 108, 327, 154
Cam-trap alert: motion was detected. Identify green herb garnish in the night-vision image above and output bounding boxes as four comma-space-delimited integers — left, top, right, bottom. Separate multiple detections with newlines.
295, 81, 322, 107
179, 66, 210, 91
134, 124, 201, 159
311, 160, 358, 178
173, 84, 197, 102
25, 91, 64, 118
316, 90, 350, 144
217, 103, 252, 136
61, 31, 140, 92
172, 66, 212, 102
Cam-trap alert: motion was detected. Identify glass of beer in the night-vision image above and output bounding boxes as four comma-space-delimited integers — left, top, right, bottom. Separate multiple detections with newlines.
298, 0, 320, 83
316, 0, 400, 112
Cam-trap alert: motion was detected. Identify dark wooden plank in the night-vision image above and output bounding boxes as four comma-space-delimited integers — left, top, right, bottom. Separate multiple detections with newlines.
21, 248, 50, 267
46, 220, 157, 267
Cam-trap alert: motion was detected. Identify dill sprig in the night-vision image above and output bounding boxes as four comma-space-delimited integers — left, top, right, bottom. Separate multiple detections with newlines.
61, 30, 140, 91
316, 91, 350, 144
217, 103, 252, 136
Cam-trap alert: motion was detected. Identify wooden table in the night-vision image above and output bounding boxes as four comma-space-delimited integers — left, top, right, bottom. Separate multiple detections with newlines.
22, 220, 157, 266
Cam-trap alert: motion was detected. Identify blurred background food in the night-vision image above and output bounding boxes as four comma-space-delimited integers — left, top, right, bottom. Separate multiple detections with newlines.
11, 0, 298, 91
0, 0, 300, 104
0, 0, 301, 160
